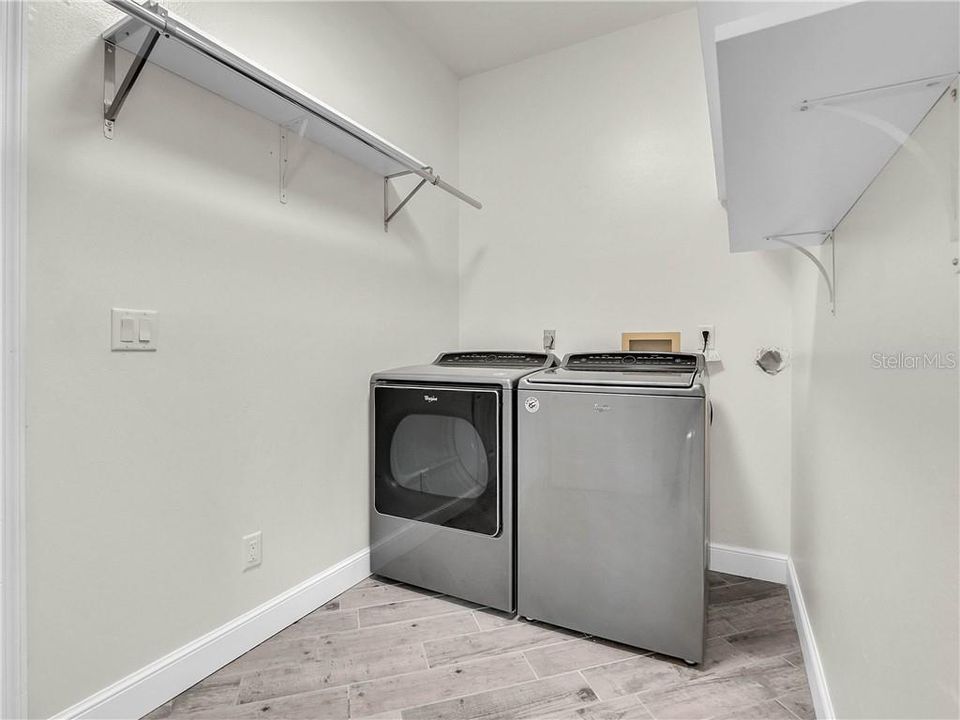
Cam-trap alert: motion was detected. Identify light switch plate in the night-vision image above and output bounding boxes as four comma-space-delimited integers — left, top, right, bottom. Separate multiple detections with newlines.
111, 308, 158, 351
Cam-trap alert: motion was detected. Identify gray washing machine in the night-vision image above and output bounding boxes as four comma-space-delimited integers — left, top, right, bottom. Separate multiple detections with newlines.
370, 351, 557, 611
517, 351, 709, 663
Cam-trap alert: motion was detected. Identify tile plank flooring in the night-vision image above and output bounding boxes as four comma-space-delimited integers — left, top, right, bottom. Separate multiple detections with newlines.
145, 573, 814, 720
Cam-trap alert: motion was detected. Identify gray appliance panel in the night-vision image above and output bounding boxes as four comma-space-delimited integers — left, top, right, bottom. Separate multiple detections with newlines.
370, 382, 514, 611
517, 387, 706, 662
372, 365, 529, 387
525, 368, 698, 389
520, 371, 706, 398
372, 352, 556, 387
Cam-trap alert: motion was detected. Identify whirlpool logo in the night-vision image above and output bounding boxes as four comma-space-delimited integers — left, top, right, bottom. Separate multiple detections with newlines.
423, 395, 439, 403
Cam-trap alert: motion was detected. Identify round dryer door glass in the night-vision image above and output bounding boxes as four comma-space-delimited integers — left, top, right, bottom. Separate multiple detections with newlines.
390, 415, 489, 499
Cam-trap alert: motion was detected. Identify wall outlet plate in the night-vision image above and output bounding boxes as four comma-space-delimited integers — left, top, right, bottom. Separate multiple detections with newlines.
543, 329, 556, 351
111, 308, 158, 351
697, 324, 715, 351
242, 531, 262, 570
697, 324, 721, 363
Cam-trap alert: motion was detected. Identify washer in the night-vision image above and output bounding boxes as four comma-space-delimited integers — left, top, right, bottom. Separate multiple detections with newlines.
370, 351, 557, 611
517, 351, 709, 663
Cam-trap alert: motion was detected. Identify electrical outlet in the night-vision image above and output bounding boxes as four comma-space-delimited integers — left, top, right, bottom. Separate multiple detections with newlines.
697, 325, 721, 363
698, 325, 715, 351
543, 329, 556, 351
243, 531, 262, 570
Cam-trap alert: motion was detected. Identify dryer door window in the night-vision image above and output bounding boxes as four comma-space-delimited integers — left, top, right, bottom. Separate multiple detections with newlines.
374, 385, 500, 536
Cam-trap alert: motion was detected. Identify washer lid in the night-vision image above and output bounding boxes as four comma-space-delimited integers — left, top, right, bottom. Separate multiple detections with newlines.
525, 368, 697, 388
525, 351, 702, 388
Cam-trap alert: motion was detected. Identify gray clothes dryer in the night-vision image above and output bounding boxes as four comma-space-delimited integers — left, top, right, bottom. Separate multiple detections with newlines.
517, 352, 709, 664
370, 351, 557, 612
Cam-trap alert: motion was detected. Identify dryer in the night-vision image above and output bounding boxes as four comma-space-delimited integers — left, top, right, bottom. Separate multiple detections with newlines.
370, 351, 557, 611
517, 351, 709, 663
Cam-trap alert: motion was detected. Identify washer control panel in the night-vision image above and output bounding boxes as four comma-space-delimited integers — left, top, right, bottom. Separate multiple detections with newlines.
435, 351, 555, 368
565, 352, 699, 372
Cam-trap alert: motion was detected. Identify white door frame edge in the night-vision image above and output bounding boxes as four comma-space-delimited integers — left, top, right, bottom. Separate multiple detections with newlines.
1, 0, 26, 716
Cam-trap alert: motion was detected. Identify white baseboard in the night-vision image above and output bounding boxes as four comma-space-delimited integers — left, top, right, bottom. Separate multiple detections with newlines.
54, 547, 371, 720
708, 542, 788, 584
786, 558, 835, 720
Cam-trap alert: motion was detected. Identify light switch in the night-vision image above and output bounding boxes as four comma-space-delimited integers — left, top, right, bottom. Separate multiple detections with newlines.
120, 317, 135, 342
111, 308, 158, 351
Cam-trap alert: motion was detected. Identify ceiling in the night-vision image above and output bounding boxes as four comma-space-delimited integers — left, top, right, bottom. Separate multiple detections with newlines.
384, 2, 694, 78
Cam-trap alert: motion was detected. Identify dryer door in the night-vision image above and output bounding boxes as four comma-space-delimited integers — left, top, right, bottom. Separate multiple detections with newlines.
374, 384, 501, 536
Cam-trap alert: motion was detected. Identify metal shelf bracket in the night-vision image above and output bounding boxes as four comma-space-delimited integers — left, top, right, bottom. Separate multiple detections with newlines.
103, 13, 162, 139
383, 170, 430, 232
279, 126, 288, 203
768, 231, 836, 315
279, 117, 311, 204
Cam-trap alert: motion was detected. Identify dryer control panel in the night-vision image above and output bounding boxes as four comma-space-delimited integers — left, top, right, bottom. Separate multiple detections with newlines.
565, 352, 699, 372
435, 351, 555, 368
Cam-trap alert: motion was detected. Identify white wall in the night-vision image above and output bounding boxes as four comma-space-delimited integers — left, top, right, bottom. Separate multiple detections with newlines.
458, 9, 793, 555
29, 3, 957, 716
790, 88, 959, 718
24, 2, 459, 715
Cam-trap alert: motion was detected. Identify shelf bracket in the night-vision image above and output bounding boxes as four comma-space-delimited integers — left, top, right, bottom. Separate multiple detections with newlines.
279, 126, 288, 204
279, 117, 310, 204
103, 27, 161, 139
383, 170, 429, 232
768, 231, 836, 315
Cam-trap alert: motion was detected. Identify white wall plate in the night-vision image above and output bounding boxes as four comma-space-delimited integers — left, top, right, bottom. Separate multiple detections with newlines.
111, 308, 158, 351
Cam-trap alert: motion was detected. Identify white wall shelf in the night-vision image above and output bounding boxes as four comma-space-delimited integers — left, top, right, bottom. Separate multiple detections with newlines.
708, 1, 958, 253
100, 0, 481, 230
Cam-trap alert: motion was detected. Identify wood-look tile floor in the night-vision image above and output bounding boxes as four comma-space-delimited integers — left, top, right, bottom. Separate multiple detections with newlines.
144, 572, 814, 720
